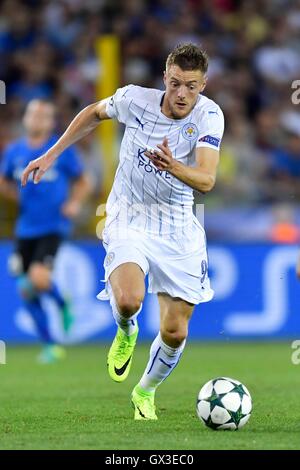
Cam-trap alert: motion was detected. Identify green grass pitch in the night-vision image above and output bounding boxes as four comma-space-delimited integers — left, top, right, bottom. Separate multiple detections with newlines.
0, 342, 299, 450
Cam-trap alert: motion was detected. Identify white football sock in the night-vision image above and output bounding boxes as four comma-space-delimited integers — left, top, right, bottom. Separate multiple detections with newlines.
110, 295, 140, 336
139, 332, 186, 392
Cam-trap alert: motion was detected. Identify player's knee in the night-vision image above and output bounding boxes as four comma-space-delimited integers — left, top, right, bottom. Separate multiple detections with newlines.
28, 264, 51, 291
161, 328, 187, 348
115, 292, 143, 317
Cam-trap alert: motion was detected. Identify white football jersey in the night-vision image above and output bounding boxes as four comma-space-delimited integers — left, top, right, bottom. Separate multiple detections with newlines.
104, 85, 224, 237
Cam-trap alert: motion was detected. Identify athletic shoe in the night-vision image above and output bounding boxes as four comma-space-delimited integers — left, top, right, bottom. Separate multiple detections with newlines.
37, 345, 66, 364
107, 327, 138, 382
131, 384, 158, 420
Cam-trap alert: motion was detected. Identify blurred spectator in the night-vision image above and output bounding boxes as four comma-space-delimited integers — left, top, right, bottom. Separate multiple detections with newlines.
269, 204, 300, 244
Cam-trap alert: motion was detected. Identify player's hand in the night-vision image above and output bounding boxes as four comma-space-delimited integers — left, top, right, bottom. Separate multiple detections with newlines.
144, 137, 176, 171
21, 153, 56, 186
61, 199, 81, 219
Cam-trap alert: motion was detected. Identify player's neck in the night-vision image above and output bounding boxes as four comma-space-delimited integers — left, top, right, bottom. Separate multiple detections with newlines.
27, 133, 51, 149
160, 94, 175, 119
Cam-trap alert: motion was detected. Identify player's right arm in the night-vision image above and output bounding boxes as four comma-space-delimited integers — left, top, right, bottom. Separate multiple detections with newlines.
21, 100, 111, 186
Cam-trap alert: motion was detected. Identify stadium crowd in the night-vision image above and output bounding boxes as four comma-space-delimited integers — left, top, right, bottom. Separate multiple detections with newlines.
1, 0, 300, 239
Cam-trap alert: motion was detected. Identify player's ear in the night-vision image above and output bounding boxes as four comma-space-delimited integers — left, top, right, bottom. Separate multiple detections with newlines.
163, 71, 167, 86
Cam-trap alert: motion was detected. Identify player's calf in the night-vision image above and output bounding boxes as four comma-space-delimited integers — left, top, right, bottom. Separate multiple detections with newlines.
107, 263, 145, 382
107, 295, 142, 382
29, 263, 74, 333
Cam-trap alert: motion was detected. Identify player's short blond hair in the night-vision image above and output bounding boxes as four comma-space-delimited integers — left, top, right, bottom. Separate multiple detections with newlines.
166, 43, 208, 73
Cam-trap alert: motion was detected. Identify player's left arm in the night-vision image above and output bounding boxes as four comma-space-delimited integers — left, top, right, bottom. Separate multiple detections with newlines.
60, 145, 92, 218
0, 175, 19, 202
146, 138, 219, 192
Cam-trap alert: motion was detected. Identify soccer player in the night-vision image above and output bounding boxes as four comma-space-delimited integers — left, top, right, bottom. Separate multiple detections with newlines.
0, 99, 90, 363
21, 44, 224, 416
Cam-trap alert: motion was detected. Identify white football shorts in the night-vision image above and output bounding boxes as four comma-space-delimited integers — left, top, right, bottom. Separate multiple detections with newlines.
97, 221, 214, 305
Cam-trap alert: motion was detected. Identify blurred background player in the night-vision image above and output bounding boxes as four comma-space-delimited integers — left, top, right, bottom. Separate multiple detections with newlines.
0, 99, 90, 363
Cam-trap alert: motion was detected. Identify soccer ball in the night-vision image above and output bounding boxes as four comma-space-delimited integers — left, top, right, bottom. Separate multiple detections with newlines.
196, 377, 252, 430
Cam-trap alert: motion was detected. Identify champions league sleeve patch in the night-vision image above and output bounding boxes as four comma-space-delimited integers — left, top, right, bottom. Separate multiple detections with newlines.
198, 135, 220, 148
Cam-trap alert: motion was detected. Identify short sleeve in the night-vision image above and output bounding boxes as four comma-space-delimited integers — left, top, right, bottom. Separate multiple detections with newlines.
105, 85, 134, 124
60, 145, 84, 179
196, 107, 225, 151
0, 144, 14, 179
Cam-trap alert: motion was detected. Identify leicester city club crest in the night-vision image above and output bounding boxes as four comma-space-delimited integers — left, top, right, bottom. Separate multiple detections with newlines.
182, 123, 199, 141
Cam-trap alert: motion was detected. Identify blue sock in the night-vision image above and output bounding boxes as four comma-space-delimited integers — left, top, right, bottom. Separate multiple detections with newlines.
23, 297, 53, 345
47, 282, 66, 308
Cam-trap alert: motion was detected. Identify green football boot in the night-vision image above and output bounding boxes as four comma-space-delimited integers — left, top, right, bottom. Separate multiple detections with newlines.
37, 345, 66, 364
131, 384, 158, 420
107, 327, 138, 382
60, 299, 74, 333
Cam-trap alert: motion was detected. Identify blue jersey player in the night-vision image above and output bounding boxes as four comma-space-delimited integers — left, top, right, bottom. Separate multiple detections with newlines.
0, 99, 90, 363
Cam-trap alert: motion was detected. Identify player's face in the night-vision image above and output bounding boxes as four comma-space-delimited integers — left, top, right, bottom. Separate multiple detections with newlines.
23, 100, 56, 137
163, 65, 207, 119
